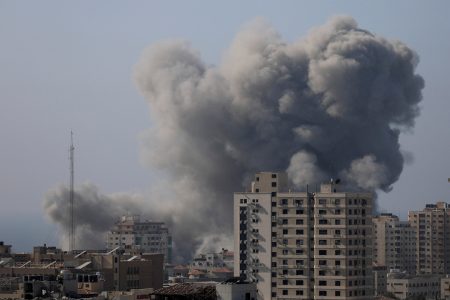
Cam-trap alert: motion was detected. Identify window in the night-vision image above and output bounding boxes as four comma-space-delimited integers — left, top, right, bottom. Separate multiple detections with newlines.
319, 230, 327, 235
282, 209, 288, 215
272, 174, 277, 178
319, 291, 327, 296
272, 182, 277, 187
296, 229, 304, 235
296, 219, 304, 225
282, 290, 288, 295
319, 281, 327, 286
296, 280, 304, 285
319, 199, 326, 205
335, 291, 341, 296
319, 250, 327, 255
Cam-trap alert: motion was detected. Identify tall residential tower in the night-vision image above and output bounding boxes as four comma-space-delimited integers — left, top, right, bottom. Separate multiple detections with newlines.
234, 172, 373, 300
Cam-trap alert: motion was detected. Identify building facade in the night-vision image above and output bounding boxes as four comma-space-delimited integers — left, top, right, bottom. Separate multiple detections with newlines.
234, 172, 373, 300
373, 214, 416, 274
106, 215, 172, 263
408, 202, 450, 275
386, 271, 441, 300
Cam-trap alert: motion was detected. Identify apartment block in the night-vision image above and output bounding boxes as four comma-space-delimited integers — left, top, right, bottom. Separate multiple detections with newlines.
106, 215, 172, 263
373, 214, 416, 274
408, 202, 450, 275
234, 172, 373, 300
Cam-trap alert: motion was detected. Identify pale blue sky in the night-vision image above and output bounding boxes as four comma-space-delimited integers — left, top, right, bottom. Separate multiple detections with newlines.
1, 1, 449, 251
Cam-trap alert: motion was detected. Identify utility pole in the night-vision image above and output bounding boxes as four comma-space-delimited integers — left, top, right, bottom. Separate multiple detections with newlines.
69, 131, 75, 253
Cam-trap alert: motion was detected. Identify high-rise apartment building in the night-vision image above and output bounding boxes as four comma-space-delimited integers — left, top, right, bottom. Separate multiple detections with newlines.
408, 202, 450, 275
234, 172, 373, 300
106, 215, 172, 264
373, 214, 416, 274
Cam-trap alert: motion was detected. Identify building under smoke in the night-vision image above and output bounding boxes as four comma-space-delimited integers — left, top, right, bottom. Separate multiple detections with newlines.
44, 16, 424, 262
106, 215, 172, 264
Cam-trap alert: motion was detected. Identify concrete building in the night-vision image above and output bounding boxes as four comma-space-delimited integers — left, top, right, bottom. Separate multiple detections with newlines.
106, 215, 172, 264
32, 244, 64, 264
441, 275, 450, 300
0, 241, 11, 257
73, 251, 164, 292
216, 278, 257, 300
373, 214, 416, 274
373, 265, 387, 297
409, 202, 450, 275
386, 271, 441, 300
234, 171, 373, 300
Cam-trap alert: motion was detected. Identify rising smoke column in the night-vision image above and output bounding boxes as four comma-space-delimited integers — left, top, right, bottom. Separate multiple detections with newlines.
44, 16, 424, 261
44, 183, 146, 249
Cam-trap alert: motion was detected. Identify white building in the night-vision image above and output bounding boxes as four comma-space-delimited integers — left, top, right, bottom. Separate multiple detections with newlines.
106, 215, 172, 263
234, 172, 373, 300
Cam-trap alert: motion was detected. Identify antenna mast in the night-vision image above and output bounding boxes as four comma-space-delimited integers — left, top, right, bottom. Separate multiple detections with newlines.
69, 131, 75, 252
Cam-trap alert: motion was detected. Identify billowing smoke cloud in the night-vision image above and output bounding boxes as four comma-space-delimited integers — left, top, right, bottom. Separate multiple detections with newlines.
44, 183, 146, 250
44, 16, 424, 261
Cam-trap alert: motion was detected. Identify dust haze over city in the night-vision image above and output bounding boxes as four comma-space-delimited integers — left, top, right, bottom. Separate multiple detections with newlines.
1, 0, 450, 267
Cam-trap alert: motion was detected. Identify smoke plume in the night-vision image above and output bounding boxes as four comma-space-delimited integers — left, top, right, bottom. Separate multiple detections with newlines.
44, 16, 424, 261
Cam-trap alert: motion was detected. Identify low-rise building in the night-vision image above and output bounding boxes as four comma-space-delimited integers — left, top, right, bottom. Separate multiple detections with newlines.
216, 278, 257, 300
386, 271, 441, 300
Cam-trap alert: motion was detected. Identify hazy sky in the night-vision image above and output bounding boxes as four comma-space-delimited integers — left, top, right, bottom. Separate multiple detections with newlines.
1, 1, 449, 251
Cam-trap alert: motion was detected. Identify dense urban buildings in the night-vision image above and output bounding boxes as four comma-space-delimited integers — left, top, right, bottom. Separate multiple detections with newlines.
234, 171, 373, 300
372, 214, 416, 274
106, 215, 172, 264
408, 202, 450, 275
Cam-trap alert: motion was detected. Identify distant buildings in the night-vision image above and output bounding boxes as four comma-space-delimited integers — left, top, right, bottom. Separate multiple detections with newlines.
0, 242, 164, 299
0, 241, 11, 257
386, 271, 441, 300
373, 214, 416, 274
106, 215, 172, 264
234, 171, 373, 300
409, 202, 450, 275
169, 249, 234, 283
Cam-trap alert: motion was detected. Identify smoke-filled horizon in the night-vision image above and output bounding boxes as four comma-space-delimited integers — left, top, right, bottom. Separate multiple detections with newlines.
44, 16, 424, 262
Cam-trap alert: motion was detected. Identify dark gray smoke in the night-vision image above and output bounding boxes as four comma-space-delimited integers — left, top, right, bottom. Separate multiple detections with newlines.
44, 16, 424, 261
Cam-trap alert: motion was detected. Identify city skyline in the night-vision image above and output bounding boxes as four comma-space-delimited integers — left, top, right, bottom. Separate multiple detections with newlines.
1, 1, 450, 254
